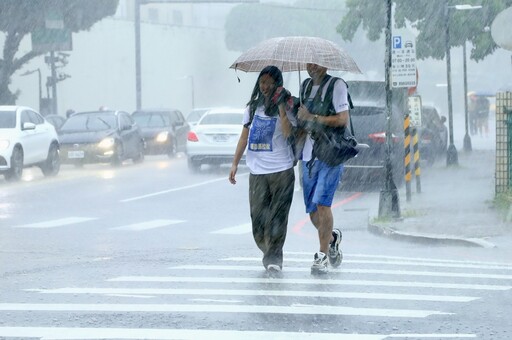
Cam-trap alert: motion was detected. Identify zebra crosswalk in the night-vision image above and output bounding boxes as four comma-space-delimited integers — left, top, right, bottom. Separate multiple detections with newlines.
1, 252, 511, 339
9, 216, 250, 234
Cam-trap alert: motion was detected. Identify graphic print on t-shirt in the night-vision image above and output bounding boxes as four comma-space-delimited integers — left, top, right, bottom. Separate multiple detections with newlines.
248, 115, 277, 152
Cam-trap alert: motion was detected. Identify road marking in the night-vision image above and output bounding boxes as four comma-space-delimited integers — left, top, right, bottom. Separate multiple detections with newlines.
110, 219, 185, 231
211, 223, 251, 234
12, 217, 97, 229
286, 252, 512, 268
225, 256, 512, 271
28, 287, 477, 302
0, 327, 476, 340
0, 303, 449, 318
121, 176, 231, 202
110, 276, 511, 291
170, 264, 512, 280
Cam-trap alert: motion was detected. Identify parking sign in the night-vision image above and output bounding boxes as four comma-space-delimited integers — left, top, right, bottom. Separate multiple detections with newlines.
391, 32, 417, 88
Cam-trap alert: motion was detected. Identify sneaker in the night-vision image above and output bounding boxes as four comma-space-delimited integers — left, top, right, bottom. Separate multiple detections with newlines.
328, 228, 343, 268
266, 264, 282, 278
311, 252, 328, 275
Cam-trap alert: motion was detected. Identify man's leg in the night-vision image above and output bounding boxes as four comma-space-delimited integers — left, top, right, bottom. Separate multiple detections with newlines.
311, 205, 334, 254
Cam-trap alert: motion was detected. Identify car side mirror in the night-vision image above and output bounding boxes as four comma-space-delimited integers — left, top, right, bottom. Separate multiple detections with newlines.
440, 116, 447, 124
22, 122, 36, 130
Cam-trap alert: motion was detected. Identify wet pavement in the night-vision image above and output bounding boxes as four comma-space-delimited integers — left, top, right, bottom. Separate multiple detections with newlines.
368, 146, 511, 248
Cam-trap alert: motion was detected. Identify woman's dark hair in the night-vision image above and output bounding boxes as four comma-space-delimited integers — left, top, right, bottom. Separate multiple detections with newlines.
247, 65, 283, 118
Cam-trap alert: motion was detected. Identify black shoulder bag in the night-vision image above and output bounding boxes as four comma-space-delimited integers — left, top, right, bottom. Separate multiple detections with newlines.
303, 76, 359, 168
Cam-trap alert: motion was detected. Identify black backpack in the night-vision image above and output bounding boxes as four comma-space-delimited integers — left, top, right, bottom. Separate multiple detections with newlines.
300, 75, 358, 167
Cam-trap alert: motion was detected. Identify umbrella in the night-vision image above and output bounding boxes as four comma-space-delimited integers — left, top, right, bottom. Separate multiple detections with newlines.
230, 36, 362, 74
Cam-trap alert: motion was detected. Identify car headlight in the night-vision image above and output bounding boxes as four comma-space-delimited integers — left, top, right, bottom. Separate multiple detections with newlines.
156, 131, 169, 143
98, 137, 115, 149
0, 140, 9, 150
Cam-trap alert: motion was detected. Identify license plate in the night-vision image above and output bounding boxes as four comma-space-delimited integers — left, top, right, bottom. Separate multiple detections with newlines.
68, 150, 85, 159
213, 135, 229, 142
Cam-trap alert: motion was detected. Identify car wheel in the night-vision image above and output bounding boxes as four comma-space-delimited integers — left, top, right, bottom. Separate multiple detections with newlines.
40, 143, 60, 177
167, 138, 177, 158
188, 157, 201, 172
111, 142, 124, 167
133, 140, 145, 164
5, 146, 23, 182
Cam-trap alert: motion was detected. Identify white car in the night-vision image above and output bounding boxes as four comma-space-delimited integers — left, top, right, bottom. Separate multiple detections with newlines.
0, 105, 60, 181
186, 107, 244, 171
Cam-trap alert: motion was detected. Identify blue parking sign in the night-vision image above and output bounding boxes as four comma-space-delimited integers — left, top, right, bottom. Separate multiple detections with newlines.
393, 36, 402, 49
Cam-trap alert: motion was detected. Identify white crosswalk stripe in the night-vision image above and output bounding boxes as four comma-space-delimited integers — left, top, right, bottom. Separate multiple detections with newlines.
2, 252, 509, 339
12, 217, 97, 229
110, 219, 185, 231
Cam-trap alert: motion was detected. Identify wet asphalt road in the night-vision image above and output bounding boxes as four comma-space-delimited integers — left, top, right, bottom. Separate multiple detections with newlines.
0, 154, 511, 339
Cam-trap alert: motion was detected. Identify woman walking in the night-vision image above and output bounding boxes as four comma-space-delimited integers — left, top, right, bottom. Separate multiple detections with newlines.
229, 65, 296, 277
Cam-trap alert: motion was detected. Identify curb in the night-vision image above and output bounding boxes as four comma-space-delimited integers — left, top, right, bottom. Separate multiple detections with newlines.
368, 223, 497, 248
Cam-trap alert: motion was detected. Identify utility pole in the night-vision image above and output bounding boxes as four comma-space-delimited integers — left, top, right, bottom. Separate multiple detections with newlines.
378, 0, 400, 219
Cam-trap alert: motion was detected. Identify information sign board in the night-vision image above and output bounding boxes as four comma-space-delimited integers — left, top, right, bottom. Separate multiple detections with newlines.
391, 33, 417, 88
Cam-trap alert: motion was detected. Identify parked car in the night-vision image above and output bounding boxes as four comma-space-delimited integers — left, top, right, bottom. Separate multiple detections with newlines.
58, 110, 145, 167
340, 101, 405, 189
0, 105, 60, 181
186, 107, 211, 126
44, 114, 66, 132
186, 107, 244, 171
132, 109, 189, 157
417, 105, 448, 165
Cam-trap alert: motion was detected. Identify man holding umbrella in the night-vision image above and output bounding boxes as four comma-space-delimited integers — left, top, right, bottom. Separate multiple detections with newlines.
298, 63, 349, 275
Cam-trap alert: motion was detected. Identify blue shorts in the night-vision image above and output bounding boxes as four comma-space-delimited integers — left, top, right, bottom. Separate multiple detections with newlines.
302, 160, 343, 214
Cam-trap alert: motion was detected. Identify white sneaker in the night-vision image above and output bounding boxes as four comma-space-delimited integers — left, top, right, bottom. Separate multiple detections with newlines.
266, 264, 282, 278
328, 228, 343, 268
311, 252, 328, 275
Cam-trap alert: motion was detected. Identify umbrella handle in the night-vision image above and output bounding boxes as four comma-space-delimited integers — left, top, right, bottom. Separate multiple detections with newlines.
298, 63, 303, 106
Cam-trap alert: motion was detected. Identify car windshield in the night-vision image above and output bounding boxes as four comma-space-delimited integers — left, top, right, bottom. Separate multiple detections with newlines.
0, 111, 16, 128
60, 113, 117, 132
200, 113, 242, 125
132, 113, 169, 128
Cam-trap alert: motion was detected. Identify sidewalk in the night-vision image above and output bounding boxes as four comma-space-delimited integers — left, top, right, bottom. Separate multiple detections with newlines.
368, 148, 511, 248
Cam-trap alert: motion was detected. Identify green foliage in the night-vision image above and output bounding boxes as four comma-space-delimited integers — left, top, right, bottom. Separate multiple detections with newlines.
337, 0, 512, 62
224, 0, 346, 52
0, 0, 119, 104
493, 190, 512, 214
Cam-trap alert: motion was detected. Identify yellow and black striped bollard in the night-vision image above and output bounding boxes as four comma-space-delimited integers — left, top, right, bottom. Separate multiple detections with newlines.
404, 114, 412, 201
411, 127, 421, 193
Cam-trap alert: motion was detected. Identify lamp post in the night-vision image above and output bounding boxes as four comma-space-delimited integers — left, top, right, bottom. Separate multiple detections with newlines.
445, 3, 483, 162
462, 42, 472, 152
444, 2, 458, 166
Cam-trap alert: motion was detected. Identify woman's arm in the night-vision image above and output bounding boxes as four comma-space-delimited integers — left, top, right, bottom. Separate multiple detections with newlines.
229, 127, 249, 185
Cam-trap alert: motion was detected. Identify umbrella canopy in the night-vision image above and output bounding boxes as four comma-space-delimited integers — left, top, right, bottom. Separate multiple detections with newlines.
230, 36, 362, 74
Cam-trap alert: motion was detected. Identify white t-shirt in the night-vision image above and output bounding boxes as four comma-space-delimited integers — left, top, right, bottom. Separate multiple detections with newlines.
301, 77, 349, 162
242, 105, 296, 175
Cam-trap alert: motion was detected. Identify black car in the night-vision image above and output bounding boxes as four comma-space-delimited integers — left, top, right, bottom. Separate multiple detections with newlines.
58, 110, 145, 166
340, 101, 405, 189
417, 105, 448, 165
132, 109, 189, 157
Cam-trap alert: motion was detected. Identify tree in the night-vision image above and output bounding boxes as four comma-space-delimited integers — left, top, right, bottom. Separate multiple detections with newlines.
0, 0, 118, 104
224, 0, 345, 52
337, 0, 512, 62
